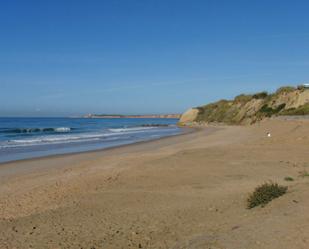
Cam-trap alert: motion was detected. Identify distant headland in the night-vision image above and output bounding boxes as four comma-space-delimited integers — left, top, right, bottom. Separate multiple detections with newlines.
83, 114, 181, 119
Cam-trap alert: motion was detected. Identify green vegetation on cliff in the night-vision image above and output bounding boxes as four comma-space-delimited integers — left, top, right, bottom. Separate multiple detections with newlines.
184, 86, 309, 125
280, 103, 309, 115
195, 99, 243, 124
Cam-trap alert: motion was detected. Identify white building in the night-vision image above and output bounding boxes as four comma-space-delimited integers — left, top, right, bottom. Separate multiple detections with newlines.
303, 83, 309, 88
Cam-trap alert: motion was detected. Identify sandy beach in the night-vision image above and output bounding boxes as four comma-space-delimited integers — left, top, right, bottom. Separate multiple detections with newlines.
1, 118, 309, 249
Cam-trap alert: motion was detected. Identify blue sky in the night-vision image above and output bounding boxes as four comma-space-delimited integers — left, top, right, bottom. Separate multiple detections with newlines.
1, 0, 309, 116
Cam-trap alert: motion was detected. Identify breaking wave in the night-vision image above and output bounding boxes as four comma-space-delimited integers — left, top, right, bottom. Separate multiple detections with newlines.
0, 127, 72, 134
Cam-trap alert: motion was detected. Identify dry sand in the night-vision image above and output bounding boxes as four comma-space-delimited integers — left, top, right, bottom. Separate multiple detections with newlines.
1, 119, 309, 249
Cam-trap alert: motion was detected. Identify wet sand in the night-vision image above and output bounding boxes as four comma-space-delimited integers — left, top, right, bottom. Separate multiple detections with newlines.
1, 119, 309, 249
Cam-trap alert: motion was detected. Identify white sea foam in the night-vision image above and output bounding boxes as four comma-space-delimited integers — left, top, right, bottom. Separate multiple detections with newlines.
0, 118, 182, 163
54, 127, 71, 132
108, 127, 157, 132
0, 127, 72, 134
0, 128, 162, 149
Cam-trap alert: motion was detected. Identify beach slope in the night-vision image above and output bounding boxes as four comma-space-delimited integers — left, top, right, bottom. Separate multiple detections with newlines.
1, 119, 309, 249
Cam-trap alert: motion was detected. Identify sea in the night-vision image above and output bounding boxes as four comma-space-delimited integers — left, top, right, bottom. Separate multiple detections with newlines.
0, 117, 183, 163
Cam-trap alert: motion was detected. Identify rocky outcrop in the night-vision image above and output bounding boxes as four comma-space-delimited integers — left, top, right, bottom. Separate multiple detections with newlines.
179, 86, 309, 125
178, 108, 199, 125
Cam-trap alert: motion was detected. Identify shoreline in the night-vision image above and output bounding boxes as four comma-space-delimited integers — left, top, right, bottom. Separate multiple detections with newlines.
2, 119, 309, 248
0, 126, 196, 166
0, 126, 215, 181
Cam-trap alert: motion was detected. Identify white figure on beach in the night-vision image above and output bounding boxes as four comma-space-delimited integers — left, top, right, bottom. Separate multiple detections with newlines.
267, 132, 271, 137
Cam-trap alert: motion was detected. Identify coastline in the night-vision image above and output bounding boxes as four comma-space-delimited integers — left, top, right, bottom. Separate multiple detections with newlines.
0, 126, 196, 167
82, 114, 181, 119
0, 116, 184, 165
1, 119, 309, 248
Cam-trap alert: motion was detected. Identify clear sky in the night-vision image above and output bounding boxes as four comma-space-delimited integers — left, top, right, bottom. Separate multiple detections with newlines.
1, 0, 309, 116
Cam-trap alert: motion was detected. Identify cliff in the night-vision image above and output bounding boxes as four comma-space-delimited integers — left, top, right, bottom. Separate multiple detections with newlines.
179, 86, 309, 125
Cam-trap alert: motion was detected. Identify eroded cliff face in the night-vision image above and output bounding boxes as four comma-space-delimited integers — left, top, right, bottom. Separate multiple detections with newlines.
178, 108, 199, 125
179, 87, 309, 125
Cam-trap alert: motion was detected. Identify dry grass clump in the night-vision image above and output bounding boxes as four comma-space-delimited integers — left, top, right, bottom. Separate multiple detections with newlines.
284, 176, 294, 181
252, 91, 268, 99
275, 86, 295, 95
299, 170, 309, 177
234, 94, 253, 103
247, 182, 287, 209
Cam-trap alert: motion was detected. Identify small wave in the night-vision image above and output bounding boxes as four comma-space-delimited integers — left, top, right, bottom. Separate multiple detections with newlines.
54, 127, 71, 132
0, 131, 133, 148
108, 126, 160, 133
141, 124, 170, 127
0, 123, 180, 149
0, 127, 72, 134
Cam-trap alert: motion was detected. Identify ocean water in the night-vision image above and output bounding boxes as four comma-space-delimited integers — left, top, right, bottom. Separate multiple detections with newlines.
0, 117, 182, 163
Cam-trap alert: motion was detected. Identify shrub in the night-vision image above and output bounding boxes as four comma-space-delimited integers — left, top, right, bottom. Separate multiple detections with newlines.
234, 94, 253, 103
259, 105, 274, 117
253, 91, 268, 99
277, 103, 286, 110
195, 100, 239, 124
284, 176, 294, 181
258, 103, 286, 117
247, 182, 287, 209
297, 85, 306, 91
280, 103, 309, 116
275, 86, 295, 95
